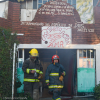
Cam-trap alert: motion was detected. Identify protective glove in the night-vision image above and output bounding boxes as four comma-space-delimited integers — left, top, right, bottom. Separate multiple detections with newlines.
38, 74, 43, 80
59, 75, 63, 81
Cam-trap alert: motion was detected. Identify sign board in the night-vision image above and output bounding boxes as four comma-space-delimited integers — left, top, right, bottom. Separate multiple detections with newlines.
42, 26, 71, 47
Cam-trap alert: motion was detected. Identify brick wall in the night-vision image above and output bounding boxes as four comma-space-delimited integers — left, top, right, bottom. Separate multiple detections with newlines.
0, 18, 8, 28
0, 1, 13, 29
0, 1, 100, 44
94, 6, 100, 43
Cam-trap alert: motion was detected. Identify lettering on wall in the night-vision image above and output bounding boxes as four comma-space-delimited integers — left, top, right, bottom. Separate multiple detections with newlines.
70, 21, 94, 32
42, 26, 71, 47
21, 21, 94, 32
38, 1, 74, 16
20, 0, 94, 33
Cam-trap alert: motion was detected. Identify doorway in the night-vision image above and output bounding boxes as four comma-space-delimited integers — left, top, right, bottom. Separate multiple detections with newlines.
17, 49, 77, 97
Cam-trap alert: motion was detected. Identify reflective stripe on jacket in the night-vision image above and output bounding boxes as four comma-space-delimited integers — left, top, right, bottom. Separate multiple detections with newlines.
22, 58, 43, 82
24, 78, 40, 82
45, 63, 66, 89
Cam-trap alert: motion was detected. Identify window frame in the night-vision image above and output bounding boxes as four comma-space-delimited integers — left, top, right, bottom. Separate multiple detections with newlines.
77, 49, 95, 68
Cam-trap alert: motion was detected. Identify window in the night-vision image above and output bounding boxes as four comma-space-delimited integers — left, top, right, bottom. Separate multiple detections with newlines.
21, 2, 26, 9
78, 49, 95, 68
93, 0, 100, 7
20, 0, 54, 9
18, 49, 23, 68
33, 0, 37, 9
19, 49, 22, 58
67, 0, 76, 9
20, 0, 33, 9
37, 0, 54, 9
27, 0, 33, 9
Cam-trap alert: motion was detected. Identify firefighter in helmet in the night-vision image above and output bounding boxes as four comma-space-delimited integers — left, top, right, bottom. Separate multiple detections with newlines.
22, 48, 43, 100
45, 55, 66, 100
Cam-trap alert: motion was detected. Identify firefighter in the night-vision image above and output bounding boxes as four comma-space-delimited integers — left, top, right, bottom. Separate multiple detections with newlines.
45, 55, 66, 100
22, 48, 43, 100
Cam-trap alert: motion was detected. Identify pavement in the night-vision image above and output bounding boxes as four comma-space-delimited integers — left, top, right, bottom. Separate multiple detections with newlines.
40, 96, 96, 100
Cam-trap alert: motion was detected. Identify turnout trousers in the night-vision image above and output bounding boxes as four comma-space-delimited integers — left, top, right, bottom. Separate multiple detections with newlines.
50, 88, 62, 100
24, 82, 39, 100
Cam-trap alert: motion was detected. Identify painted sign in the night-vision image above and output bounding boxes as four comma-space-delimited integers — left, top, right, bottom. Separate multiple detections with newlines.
76, 0, 93, 24
42, 26, 71, 47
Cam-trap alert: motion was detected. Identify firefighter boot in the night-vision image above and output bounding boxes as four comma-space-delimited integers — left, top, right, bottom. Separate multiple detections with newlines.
33, 89, 39, 100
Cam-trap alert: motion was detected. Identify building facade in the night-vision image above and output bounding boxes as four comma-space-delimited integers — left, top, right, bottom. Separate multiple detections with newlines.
0, 0, 100, 97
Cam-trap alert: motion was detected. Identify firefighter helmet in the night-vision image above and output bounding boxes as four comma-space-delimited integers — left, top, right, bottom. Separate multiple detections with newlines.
52, 55, 59, 63
29, 48, 39, 57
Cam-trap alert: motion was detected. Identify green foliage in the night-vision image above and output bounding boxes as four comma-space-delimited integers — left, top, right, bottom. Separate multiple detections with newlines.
94, 83, 100, 100
0, 27, 19, 100
15, 93, 33, 100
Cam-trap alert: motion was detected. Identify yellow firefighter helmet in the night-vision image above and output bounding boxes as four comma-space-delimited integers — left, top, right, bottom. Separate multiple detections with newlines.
29, 48, 39, 57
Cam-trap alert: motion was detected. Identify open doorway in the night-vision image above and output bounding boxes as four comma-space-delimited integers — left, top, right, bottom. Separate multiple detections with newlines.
23, 49, 77, 97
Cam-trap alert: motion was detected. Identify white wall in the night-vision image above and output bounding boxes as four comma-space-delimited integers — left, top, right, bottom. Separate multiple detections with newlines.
95, 44, 100, 84
0, 1, 8, 19
21, 9, 37, 21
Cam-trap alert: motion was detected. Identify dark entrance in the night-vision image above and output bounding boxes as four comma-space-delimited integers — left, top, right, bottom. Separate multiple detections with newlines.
24, 49, 77, 97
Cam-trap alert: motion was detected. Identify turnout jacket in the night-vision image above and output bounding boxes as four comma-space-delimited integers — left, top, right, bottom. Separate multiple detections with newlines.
22, 58, 43, 82
45, 63, 66, 89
